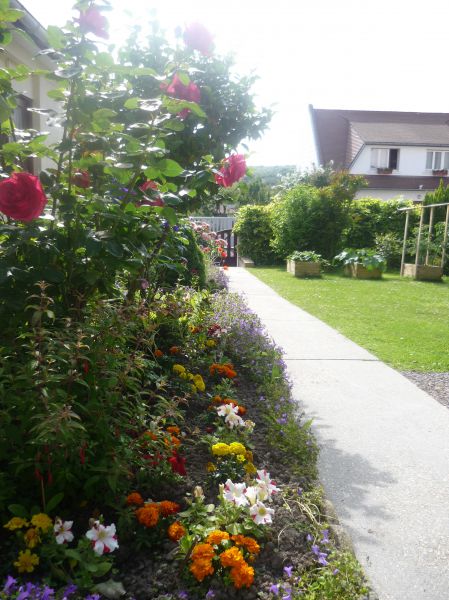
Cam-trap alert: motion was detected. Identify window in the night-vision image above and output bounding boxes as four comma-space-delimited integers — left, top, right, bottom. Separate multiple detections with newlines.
370, 148, 399, 170
426, 150, 449, 171
13, 95, 32, 130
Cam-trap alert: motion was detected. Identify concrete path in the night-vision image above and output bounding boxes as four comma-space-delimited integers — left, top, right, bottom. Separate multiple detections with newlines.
226, 268, 449, 600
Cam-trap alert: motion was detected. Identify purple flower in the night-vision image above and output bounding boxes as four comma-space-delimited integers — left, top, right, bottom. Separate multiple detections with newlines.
311, 544, 320, 555
297, 487, 303, 496
41, 587, 55, 600
85, 595, 100, 600
318, 554, 329, 566
62, 585, 77, 599
333, 568, 340, 575
178, 592, 188, 600
16, 590, 30, 600
205, 591, 215, 599
3, 577, 17, 594
283, 565, 293, 578
282, 588, 292, 600
269, 583, 279, 595
306, 533, 313, 542
321, 529, 330, 544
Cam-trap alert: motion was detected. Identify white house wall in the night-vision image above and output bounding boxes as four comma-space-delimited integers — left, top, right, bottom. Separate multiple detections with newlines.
0, 30, 62, 172
351, 144, 449, 177
355, 189, 425, 202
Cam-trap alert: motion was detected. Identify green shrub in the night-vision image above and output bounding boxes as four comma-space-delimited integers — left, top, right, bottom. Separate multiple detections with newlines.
233, 204, 276, 265
375, 232, 403, 268
287, 250, 323, 262
334, 248, 387, 271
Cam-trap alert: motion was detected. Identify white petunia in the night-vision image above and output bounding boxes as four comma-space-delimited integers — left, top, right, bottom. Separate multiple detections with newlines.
216, 404, 238, 418
256, 470, 280, 498
54, 519, 74, 544
86, 521, 119, 555
244, 485, 260, 505
249, 500, 275, 525
225, 411, 245, 429
223, 479, 249, 507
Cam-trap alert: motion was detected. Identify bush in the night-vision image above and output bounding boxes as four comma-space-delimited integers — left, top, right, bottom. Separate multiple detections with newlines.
375, 232, 403, 268
343, 198, 418, 249
233, 204, 276, 265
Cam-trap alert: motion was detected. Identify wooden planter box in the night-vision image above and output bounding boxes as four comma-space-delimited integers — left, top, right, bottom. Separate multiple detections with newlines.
287, 259, 321, 277
344, 263, 382, 279
402, 263, 443, 281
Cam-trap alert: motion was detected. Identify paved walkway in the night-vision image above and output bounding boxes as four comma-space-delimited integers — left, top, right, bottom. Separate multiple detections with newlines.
227, 268, 449, 600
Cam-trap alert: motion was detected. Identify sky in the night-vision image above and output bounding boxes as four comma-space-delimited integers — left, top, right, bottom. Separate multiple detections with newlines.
21, 0, 449, 168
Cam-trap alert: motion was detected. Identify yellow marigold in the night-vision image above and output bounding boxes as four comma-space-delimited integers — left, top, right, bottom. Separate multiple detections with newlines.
206, 462, 216, 472
192, 374, 205, 392
167, 521, 186, 542
206, 530, 230, 545
191, 542, 215, 561
190, 558, 214, 582
173, 364, 186, 374
30, 513, 52, 532
166, 426, 180, 435
219, 546, 245, 568
179, 371, 189, 380
229, 442, 246, 455
230, 562, 254, 589
236, 454, 246, 462
4, 517, 29, 530
245, 450, 254, 462
158, 500, 180, 516
231, 535, 260, 555
211, 442, 231, 456
24, 528, 40, 549
135, 503, 159, 527
245, 462, 257, 475
190, 384, 198, 393
206, 339, 216, 347
126, 492, 144, 506
14, 549, 39, 573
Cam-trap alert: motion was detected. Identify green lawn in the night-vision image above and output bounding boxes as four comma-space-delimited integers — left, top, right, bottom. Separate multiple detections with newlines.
251, 267, 449, 372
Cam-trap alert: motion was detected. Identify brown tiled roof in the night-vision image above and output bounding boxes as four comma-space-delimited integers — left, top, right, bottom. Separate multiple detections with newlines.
309, 106, 449, 168
363, 175, 448, 191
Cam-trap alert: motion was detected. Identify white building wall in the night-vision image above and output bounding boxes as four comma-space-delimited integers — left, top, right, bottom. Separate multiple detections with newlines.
351, 144, 449, 177
355, 189, 425, 202
0, 30, 62, 172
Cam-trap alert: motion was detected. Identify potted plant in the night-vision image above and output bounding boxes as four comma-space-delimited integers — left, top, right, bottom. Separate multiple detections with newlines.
334, 248, 386, 279
286, 251, 322, 277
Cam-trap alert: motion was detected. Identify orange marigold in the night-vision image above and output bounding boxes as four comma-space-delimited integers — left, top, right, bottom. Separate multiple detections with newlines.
231, 535, 260, 555
190, 558, 214, 582
219, 546, 244, 568
158, 500, 180, 516
230, 562, 254, 589
126, 492, 144, 506
169, 346, 180, 354
191, 542, 215, 561
166, 425, 180, 435
167, 521, 186, 542
135, 503, 159, 527
206, 530, 230, 545
154, 349, 164, 358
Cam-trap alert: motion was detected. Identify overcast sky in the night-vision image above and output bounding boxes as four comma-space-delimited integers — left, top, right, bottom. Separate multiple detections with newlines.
21, 0, 449, 168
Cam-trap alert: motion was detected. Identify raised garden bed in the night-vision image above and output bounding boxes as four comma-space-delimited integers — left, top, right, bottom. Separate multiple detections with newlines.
402, 263, 443, 281
344, 264, 382, 280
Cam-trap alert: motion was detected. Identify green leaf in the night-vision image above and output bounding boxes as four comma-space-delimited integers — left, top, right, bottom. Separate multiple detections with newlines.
178, 72, 190, 86
0, 30, 12, 46
158, 159, 183, 177
124, 98, 139, 110
0, 96, 11, 122
91, 563, 113, 578
46, 492, 64, 513
46, 26, 65, 50
65, 549, 82, 562
163, 119, 185, 132
2, 9, 24, 22
159, 206, 177, 226
8, 504, 28, 518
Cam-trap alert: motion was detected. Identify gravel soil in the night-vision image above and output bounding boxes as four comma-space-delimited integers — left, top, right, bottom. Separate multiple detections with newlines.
402, 372, 449, 409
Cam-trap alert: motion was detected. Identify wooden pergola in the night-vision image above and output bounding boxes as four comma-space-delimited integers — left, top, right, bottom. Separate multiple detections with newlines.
399, 201, 449, 280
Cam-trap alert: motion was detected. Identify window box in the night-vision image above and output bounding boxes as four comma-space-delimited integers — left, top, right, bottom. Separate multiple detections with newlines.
432, 169, 448, 176
377, 167, 392, 174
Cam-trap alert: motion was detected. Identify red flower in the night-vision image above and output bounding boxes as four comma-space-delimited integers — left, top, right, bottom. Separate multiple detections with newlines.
162, 74, 201, 118
140, 180, 159, 192
168, 452, 186, 476
0, 172, 47, 222
78, 7, 109, 39
215, 154, 247, 188
72, 170, 90, 189
183, 23, 214, 56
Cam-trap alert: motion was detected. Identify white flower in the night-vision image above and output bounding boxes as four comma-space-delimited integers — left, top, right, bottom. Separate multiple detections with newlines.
54, 519, 74, 544
85, 521, 119, 555
256, 470, 280, 498
249, 500, 275, 525
225, 412, 245, 429
223, 479, 249, 507
216, 404, 238, 418
244, 485, 260, 505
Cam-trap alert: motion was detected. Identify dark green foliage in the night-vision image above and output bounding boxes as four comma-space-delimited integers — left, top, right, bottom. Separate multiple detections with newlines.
179, 226, 207, 288
233, 204, 276, 265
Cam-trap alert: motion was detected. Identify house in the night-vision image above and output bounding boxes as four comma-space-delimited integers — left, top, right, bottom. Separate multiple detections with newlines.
309, 105, 449, 201
1, 1, 60, 172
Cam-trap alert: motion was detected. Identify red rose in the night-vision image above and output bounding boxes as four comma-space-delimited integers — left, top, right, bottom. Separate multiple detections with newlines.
0, 172, 47, 221
183, 23, 214, 56
162, 74, 200, 119
78, 7, 109, 39
214, 154, 247, 187
140, 180, 159, 192
71, 170, 90, 188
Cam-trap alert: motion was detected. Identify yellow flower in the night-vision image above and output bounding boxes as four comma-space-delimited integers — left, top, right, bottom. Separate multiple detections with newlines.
206, 339, 216, 348
211, 443, 231, 456
173, 364, 186, 375
192, 374, 205, 392
236, 454, 246, 462
14, 549, 39, 573
245, 462, 257, 475
24, 528, 40, 549
179, 372, 189, 380
190, 384, 198, 393
245, 450, 254, 462
229, 442, 246, 455
30, 513, 52, 532
206, 462, 216, 472
4, 517, 29, 530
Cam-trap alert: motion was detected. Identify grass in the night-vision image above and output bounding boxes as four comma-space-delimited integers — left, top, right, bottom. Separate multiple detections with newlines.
250, 267, 449, 372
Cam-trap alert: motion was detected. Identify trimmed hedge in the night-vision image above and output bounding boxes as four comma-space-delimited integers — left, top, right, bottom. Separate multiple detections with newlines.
233, 204, 276, 265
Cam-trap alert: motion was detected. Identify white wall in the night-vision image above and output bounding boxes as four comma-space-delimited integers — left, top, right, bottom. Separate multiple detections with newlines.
0, 30, 62, 172
351, 144, 449, 176
355, 189, 425, 202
